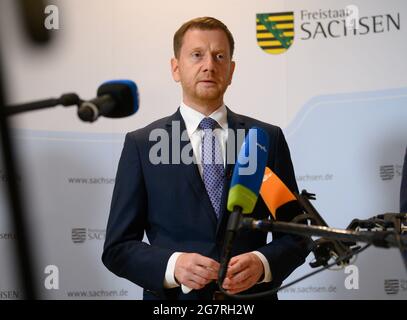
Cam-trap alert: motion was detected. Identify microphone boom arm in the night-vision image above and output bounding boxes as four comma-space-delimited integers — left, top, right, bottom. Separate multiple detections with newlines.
4, 93, 81, 116
241, 217, 407, 249
294, 190, 358, 267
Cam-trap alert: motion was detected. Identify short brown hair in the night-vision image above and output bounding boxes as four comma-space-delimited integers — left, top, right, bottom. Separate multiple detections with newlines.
173, 17, 235, 59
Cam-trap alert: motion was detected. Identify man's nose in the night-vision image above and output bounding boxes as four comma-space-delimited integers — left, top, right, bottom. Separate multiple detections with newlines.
202, 54, 216, 72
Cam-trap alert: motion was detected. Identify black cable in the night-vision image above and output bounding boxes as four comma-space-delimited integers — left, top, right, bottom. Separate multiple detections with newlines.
217, 242, 371, 300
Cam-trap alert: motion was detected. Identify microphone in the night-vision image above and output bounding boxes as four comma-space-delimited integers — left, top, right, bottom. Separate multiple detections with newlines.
77, 80, 139, 122
218, 127, 269, 286
17, 0, 52, 44
250, 167, 357, 268
260, 167, 303, 222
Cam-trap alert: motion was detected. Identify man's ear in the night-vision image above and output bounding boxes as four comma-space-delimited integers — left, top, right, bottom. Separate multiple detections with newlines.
228, 60, 236, 85
171, 58, 180, 82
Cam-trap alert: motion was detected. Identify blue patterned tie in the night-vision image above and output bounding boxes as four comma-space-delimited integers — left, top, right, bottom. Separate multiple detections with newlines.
199, 117, 225, 218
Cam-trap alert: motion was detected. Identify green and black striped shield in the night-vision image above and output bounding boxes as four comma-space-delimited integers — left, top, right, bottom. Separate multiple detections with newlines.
256, 12, 294, 54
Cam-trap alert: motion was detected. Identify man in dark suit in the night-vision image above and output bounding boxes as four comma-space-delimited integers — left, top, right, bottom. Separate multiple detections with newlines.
401, 147, 407, 213
102, 17, 309, 300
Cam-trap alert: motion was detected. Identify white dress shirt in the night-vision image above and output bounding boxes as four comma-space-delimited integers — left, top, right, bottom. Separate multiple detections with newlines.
180, 102, 229, 175
163, 103, 272, 293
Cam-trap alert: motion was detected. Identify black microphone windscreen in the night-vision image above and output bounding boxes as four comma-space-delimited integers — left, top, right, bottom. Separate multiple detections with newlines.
97, 80, 139, 118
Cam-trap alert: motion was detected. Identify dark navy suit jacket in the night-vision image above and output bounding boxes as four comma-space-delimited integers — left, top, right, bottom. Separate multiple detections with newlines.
102, 107, 309, 300
401, 147, 407, 213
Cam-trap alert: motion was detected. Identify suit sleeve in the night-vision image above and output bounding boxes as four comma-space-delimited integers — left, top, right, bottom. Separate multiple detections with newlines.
255, 127, 310, 286
102, 133, 173, 297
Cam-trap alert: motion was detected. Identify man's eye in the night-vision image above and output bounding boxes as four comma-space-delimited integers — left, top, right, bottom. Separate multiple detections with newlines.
216, 53, 224, 60
192, 52, 201, 58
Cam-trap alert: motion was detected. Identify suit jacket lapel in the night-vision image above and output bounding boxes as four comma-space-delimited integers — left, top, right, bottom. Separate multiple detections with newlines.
165, 108, 218, 227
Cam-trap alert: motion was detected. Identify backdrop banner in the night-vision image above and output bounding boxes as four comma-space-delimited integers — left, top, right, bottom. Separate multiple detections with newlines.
0, 0, 406, 299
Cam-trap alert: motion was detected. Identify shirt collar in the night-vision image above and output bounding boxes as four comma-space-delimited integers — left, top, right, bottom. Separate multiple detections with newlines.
179, 102, 228, 136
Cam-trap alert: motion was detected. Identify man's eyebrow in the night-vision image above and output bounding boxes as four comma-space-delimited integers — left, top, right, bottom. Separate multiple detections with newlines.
189, 47, 227, 53
189, 47, 203, 52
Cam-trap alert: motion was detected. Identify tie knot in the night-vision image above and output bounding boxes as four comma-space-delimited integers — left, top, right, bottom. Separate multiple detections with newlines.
199, 117, 218, 130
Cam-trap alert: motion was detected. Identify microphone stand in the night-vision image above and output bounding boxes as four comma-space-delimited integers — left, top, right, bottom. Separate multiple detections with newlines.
0, 56, 37, 299
218, 190, 406, 300
0, 0, 69, 299
240, 217, 407, 249
4, 93, 81, 116
218, 206, 243, 285
293, 190, 357, 267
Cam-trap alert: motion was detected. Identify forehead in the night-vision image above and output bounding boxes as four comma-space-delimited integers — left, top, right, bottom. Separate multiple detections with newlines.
181, 28, 230, 52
